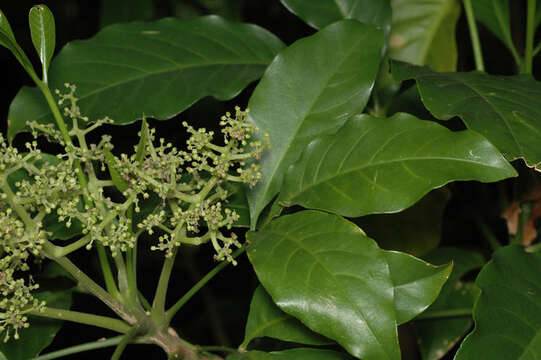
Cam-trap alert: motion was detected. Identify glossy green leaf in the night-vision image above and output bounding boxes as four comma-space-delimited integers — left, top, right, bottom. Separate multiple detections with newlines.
227, 348, 352, 360
393, 61, 541, 170
354, 188, 450, 257
470, 0, 518, 61
248, 210, 400, 359
0, 8, 36, 78
280, 0, 391, 36
8, 15, 285, 139
0, 291, 72, 359
279, 113, 516, 217
385, 250, 452, 325
29, 4, 56, 83
454, 246, 541, 359
389, 0, 460, 71
246, 20, 384, 225
242, 285, 331, 349
414, 248, 485, 360
100, 0, 154, 27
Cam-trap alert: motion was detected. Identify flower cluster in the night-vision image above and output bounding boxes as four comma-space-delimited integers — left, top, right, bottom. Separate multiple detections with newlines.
0, 85, 267, 339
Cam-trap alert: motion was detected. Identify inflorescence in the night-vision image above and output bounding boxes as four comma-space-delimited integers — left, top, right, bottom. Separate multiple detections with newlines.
0, 84, 268, 341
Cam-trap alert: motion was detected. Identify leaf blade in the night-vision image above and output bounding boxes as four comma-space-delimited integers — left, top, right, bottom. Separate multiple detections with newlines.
29, 4, 56, 83
454, 246, 541, 359
248, 210, 400, 359
246, 20, 384, 224
8, 15, 285, 139
393, 61, 541, 170
280, 113, 516, 217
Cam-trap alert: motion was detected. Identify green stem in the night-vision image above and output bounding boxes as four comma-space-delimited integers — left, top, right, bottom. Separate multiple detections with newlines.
97, 243, 121, 299
463, 0, 485, 71
416, 308, 472, 320
56, 234, 92, 256
151, 247, 179, 324
534, 41, 541, 57
525, 0, 537, 74
44, 242, 134, 322
29, 307, 130, 333
197, 346, 237, 354
165, 246, 246, 325
111, 327, 139, 360
31, 337, 125, 360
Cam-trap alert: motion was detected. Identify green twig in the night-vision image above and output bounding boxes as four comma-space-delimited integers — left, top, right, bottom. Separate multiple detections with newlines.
416, 308, 472, 320
111, 327, 138, 360
513, 202, 533, 244
463, 0, 485, 71
31, 337, 124, 360
43, 242, 134, 322
29, 307, 130, 333
151, 247, 179, 324
525, 0, 537, 74
165, 246, 246, 325
96, 243, 121, 299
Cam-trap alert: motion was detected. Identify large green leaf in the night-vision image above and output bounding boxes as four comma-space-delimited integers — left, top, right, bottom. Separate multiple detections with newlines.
393, 61, 541, 170
354, 188, 450, 257
454, 246, 541, 359
241, 285, 331, 349
470, 0, 518, 61
29, 4, 55, 83
7, 16, 285, 139
280, 0, 391, 36
279, 113, 516, 217
0, 291, 72, 360
247, 210, 400, 359
389, 0, 460, 71
246, 20, 384, 225
384, 250, 452, 325
227, 348, 352, 360
414, 248, 485, 360
100, 0, 154, 27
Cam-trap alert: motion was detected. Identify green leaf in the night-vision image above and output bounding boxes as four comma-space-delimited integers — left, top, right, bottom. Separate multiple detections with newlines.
393, 61, 541, 170
248, 210, 400, 359
470, 0, 518, 61
414, 248, 485, 360
280, 0, 391, 36
104, 148, 129, 193
227, 348, 352, 360
385, 250, 452, 325
29, 4, 56, 83
7, 15, 285, 139
454, 246, 541, 359
0, 8, 37, 78
0, 290, 72, 360
100, 0, 154, 27
242, 285, 331, 349
246, 20, 384, 225
354, 188, 450, 257
389, 0, 461, 71
279, 113, 516, 217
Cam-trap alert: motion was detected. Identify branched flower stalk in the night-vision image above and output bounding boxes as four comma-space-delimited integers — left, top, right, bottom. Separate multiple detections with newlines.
0, 83, 268, 358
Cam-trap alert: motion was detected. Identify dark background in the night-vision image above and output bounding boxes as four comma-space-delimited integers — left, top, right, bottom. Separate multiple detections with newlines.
0, 1, 538, 359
